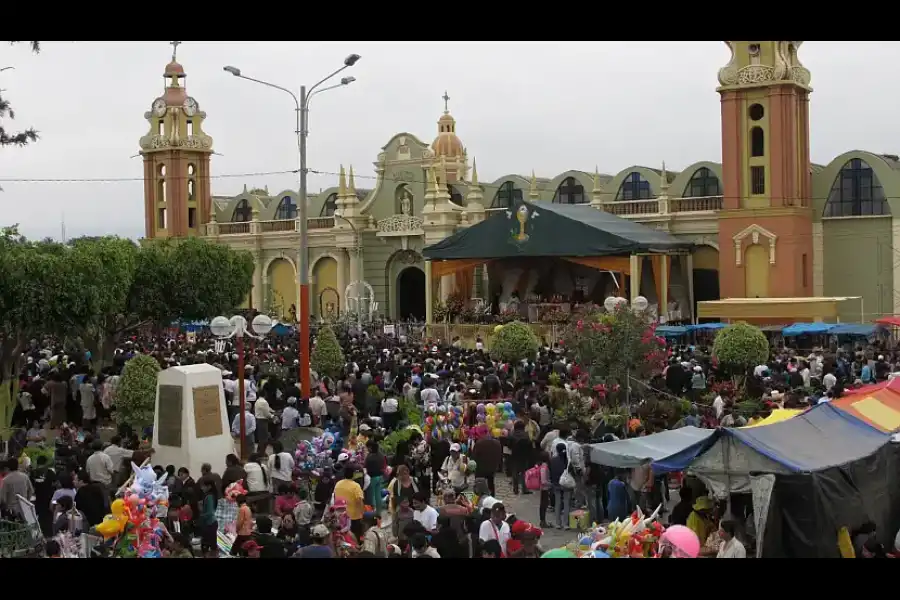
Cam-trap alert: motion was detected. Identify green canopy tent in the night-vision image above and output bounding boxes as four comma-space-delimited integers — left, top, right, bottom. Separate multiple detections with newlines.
423, 201, 691, 260
422, 200, 693, 322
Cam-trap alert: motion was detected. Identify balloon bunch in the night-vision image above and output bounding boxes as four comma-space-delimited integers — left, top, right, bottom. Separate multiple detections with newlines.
577, 505, 666, 558
97, 463, 170, 558
474, 401, 516, 439
423, 404, 465, 442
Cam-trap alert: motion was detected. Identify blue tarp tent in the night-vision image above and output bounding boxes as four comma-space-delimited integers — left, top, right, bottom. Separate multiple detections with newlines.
828, 323, 876, 337
781, 322, 836, 336
655, 325, 689, 338
673, 403, 890, 496
588, 426, 715, 468
690, 323, 726, 331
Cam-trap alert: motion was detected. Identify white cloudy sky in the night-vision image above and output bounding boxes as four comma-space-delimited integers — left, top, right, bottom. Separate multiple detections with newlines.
0, 41, 895, 240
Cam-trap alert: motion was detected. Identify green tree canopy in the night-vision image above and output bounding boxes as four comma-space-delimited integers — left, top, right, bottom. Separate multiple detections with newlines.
311, 325, 344, 379
491, 321, 540, 364
116, 354, 161, 432
0, 228, 254, 433
712, 321, 769, 375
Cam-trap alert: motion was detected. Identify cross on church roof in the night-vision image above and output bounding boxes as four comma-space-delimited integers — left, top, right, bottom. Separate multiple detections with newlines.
442, 90, 450, 114
170, 41, 182, 61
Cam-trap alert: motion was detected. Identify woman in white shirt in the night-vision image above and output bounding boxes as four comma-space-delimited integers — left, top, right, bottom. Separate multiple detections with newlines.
244, 454, 269, 494
267, 441, 294, 491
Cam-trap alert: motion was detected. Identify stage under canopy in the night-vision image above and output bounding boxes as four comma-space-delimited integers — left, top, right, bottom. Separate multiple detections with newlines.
422, 201, 694, 323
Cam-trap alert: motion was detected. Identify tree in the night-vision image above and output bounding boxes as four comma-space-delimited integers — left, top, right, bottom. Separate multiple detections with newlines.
0, 226, 74, 434
311, 325, 344, 379
85, 236, 254, 367
491, 321, 540, 365
561, 304, 666, 397
116, 354, 161, 433
1, 42, 40, 148
0, 231, 254, 434
712, 321, 769, 378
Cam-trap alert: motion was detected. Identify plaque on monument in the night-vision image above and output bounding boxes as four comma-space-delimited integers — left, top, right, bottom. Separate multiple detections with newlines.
193, 385, 224, 439
157, 384, 183, 447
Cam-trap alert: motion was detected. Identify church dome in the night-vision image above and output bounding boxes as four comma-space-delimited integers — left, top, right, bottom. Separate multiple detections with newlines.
431, 112, 465, 158
164, 60, 185, 77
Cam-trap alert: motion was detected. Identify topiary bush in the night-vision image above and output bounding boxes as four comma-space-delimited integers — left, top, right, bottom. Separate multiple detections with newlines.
311, 325, 345, 379
116, 354, 161, 432
712, 321, 769, 377
490, 320, 539, 364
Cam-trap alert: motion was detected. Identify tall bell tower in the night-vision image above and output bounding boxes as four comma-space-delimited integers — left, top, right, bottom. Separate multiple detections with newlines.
716, 41, 813, 298
139, 41, 214, 239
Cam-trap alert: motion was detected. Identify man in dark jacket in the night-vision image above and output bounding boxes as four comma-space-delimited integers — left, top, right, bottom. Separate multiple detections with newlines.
509, 421, 533, 495
471, 432, 502, 496
253, 515, 287, 558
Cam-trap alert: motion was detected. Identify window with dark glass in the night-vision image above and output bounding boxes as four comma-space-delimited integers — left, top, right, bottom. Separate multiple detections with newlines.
751, 127, 765, 158
233, 199, 252, 222
823, 158, 889, 217
491, 181, 523, 208
615, 172, 652, 201
276, 196, 298, 220
684, 168, 722, 198
750, 166, 765, 195
448, 185, 464, 205
552, 177, 585, 204
320, 193, 337, 217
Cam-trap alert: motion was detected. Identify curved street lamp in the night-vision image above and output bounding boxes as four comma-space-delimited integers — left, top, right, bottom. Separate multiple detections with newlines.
223, 54, 360, 399
210, 314, 274, 459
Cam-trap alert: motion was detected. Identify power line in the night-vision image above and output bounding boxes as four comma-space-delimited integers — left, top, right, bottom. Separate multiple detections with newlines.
0, 169, 298, 184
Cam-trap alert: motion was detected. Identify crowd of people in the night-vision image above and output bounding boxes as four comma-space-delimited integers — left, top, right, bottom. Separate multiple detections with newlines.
2, 323, 900, 558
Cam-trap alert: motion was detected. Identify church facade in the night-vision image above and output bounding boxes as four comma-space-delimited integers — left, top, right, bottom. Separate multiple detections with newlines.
141, 42, 900, 323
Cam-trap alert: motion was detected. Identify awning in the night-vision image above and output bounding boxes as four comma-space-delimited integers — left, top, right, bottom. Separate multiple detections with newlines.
782, 322, 837, 336
588, 426, 715, 469
832, 378, 900, 432
875, 316, 900, 327
423, 199, 692, 261
690, 323, 726, 331
697, 297, 862, 321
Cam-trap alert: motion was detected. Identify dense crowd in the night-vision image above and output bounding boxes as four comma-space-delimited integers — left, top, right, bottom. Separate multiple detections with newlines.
2, 325, 900, 558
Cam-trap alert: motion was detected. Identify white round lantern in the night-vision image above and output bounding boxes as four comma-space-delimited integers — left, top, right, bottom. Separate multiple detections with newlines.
209, 315, 234, 338
251, 313, 274, 336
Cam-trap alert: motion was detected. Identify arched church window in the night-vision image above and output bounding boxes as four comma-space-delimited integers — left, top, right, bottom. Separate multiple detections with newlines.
552, 177, 585, 204
684, 168, 721, 199
276, 196, 298, 220
823, 158, 890, 217
321, 193, 337, 217
615, 172, 652, 201
491, 181, 522, 209
233, 199, 252, 222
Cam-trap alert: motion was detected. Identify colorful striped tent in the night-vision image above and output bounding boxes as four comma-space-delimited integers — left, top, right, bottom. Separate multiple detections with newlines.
832, 378, 900, 433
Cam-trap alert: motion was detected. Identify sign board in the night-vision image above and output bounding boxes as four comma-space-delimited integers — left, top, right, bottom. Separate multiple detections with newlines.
193, 385, 224, 439
157, 384, 184, 447
383, 324, 396, 336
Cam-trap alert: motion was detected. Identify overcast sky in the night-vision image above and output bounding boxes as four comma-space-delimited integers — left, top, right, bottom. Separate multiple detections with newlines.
0, 41, 895, 240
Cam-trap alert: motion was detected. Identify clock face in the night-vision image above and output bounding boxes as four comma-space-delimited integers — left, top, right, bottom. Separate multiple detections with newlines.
152, 97, 167, 117
184, 97, 198, 117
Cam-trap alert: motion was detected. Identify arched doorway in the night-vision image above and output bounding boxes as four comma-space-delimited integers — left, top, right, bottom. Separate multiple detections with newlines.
397, 267, 426, 320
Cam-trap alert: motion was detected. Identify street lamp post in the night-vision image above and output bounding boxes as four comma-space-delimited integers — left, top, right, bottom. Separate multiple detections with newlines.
333, 209, 364, 327
224, 54, 360, 399
210, 314, 274, 460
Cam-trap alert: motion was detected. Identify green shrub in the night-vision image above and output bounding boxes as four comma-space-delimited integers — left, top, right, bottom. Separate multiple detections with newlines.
491, 321, 539, 364
713, 322, 768, 375
116, 354, 161, 432
311, 325, 345, 379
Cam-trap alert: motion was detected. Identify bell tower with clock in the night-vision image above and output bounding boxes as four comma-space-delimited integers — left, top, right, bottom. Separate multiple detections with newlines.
139, 41, 214, 239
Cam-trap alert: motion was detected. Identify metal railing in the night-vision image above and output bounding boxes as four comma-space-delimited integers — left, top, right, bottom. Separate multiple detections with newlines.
670, 196, 723, 212
260, 219, 295, 233
218, 222, 250, 235
603, 199, 660, 216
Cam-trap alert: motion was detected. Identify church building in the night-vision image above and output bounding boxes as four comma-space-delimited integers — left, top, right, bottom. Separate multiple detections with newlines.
140, 42, 900, 324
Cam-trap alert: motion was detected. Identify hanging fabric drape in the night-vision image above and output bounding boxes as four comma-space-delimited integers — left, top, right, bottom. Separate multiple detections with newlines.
430, 259, 490, 279
561, 256, 632, 276
454, 266, 475, 300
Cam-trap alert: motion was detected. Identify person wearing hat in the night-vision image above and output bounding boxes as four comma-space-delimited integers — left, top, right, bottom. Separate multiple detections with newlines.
441, 443, 469, 494
507, 521, 543, 558
686, 496, 716, 546
293, 524, 336, 558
